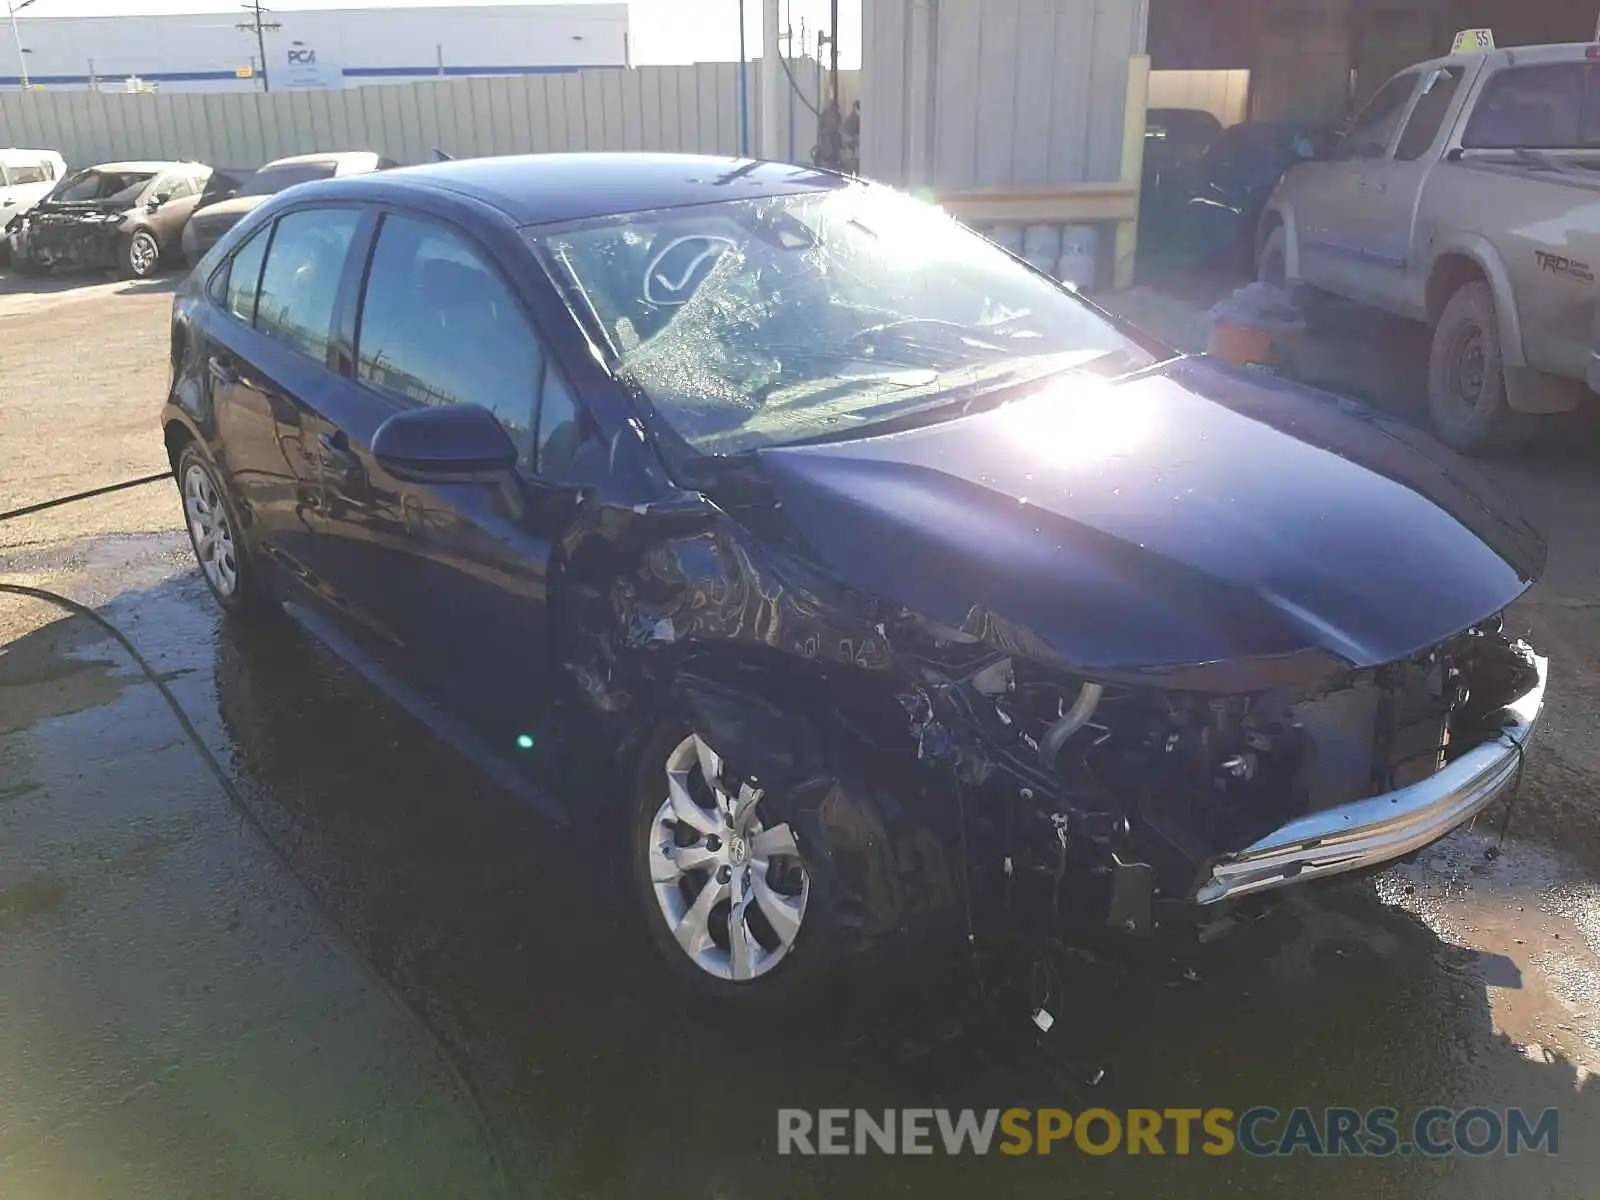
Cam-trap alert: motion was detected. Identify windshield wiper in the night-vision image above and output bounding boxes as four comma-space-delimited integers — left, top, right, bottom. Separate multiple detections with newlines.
774, 354, 1112, 448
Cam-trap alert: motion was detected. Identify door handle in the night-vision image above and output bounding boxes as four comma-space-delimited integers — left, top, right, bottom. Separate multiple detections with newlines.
207, 355, 239, 386
318, 430, 365, 483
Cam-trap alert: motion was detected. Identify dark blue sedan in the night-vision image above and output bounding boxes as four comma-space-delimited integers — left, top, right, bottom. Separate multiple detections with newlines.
163, 153, 1549, 1003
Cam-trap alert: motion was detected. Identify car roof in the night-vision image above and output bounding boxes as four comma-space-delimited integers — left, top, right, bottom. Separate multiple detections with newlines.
1408, 40, 1600, 75
307, 153, 847, 226
85, 160, 199, 174
263, 150, 378, 169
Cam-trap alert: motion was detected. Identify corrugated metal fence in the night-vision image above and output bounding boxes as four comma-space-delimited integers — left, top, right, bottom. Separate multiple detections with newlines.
0, 62, 861, 170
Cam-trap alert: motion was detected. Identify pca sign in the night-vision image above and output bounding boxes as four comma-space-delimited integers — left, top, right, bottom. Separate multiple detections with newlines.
281, 43, 345, 91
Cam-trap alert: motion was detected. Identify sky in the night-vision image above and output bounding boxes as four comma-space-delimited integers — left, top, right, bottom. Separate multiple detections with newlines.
10, 0, 864, 67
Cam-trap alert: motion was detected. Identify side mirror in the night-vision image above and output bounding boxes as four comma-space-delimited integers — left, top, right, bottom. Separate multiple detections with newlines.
1292, 134, 1318, 160
148, 192, 171, 211
372, 403, 518, 481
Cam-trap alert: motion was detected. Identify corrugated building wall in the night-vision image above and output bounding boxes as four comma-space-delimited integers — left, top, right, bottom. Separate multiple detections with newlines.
862, 0, 1150, 189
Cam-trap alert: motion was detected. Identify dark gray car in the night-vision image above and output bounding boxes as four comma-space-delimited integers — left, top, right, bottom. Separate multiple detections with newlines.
12, 160, 212, 279
182, 151, 396, 265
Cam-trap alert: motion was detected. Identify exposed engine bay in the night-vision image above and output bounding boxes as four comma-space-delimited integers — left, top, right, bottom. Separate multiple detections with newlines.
16, 207, 130, 270
896, 615, 1542, 936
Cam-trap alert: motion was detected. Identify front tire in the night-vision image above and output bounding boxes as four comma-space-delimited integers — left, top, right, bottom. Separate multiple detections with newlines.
1427, 281, 1536, 456
12, 249, 49, 277
121, 228, 162, 280
630, 725, 835, 1005
176, 443, 268, 617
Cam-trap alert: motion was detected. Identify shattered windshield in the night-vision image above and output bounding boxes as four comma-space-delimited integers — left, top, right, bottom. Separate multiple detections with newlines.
52, 170, 155, 205
530, 187, 1150, 455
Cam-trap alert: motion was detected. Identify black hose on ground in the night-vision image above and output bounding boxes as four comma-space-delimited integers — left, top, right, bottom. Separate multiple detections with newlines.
0, 472, 171, 523
0, 580, 514, 1198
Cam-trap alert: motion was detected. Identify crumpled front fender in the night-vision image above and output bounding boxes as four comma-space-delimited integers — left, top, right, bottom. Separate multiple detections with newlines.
673, 671, 963, 955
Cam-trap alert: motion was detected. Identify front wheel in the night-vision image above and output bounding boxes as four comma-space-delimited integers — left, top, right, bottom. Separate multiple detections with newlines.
121, 228, 162, 280
1426, 281, 1537, 456
631, 727, 833, 1003
11, 249, 49, 277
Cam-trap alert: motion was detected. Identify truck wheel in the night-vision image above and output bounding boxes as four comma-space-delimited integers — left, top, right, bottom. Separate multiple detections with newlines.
1256, 225, 1287, 284
1427, 282, 1536, 456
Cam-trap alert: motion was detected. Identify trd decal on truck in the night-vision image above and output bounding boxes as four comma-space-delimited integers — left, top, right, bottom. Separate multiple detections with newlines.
1534, 250, 1594, 283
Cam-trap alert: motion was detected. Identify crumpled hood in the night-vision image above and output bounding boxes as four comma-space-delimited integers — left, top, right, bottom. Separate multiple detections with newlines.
28, 200, 128, 219
756, 356, 1545, 681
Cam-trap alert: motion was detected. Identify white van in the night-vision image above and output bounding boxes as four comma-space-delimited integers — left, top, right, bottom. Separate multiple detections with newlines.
1, 149, 68, 243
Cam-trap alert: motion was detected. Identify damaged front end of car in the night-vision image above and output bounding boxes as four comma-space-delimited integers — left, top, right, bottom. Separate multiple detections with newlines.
14, 203, 129, 269
894, 611, 1546, 939
556, 469, 1547, 962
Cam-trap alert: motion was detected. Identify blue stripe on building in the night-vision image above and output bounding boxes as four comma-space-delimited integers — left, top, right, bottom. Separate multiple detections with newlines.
0, 63, 613, 88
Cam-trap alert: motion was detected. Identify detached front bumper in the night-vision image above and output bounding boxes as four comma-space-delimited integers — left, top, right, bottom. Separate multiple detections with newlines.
1194, 652, 1548, 905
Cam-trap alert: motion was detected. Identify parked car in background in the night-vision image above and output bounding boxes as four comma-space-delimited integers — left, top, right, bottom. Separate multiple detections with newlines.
11, 160, 212, 279
0, 148, 68, 261
163, 154, 1548, 1003
1142, 107, 1224, 180
1260, 42, 1600, 455
194, 166, 254, 212
182, 152, 397, 265
1139, 120, 1328, 277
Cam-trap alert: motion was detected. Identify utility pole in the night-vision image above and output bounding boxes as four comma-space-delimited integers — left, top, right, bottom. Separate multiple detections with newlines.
237, 0, 279, 92
7, 0, 37, 91
737, 0, 749, 156
760, 0, 780, 159
828, 0, 838, 107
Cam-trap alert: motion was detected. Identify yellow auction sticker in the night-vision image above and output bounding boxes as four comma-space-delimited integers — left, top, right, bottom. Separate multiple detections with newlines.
1451, 28, 1495, 53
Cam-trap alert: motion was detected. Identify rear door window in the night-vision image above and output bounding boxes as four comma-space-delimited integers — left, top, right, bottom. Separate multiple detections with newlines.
254, 209, 362, 365
354, 214, 543, 462
156, 173, 197, 200
1463, 62, 1600, 148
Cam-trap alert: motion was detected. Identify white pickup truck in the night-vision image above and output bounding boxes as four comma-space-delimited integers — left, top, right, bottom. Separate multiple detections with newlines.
1259, 42, 1600, 455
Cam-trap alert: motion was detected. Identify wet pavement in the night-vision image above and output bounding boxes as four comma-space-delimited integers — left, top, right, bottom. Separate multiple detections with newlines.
3, 272, 1600, 1197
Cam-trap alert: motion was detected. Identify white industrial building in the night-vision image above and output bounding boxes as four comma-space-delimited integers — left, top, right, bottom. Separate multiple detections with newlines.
2, 2, 629, 92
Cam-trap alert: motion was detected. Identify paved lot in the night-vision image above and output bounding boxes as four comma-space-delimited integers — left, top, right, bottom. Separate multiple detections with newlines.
2, 267, 1599, 1197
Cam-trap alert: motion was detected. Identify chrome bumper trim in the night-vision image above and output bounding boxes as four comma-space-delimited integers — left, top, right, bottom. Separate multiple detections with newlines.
1194, 652, 1547, 905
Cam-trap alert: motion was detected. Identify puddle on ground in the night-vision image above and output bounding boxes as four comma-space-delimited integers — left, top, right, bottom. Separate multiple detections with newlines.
1380, 830, 1600, 1069
0, 615, 124, 733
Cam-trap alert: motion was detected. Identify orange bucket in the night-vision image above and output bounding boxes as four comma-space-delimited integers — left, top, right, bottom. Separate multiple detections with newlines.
1208, 319, 1277, 367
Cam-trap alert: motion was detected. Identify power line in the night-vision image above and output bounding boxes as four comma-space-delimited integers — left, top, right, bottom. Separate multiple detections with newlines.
236, 0, 279, 92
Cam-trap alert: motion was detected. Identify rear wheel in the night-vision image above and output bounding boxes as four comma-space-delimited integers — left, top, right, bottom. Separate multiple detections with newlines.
176, 443, 268, 617
1427, 281, 1537, 456
121, 228, 162, 280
